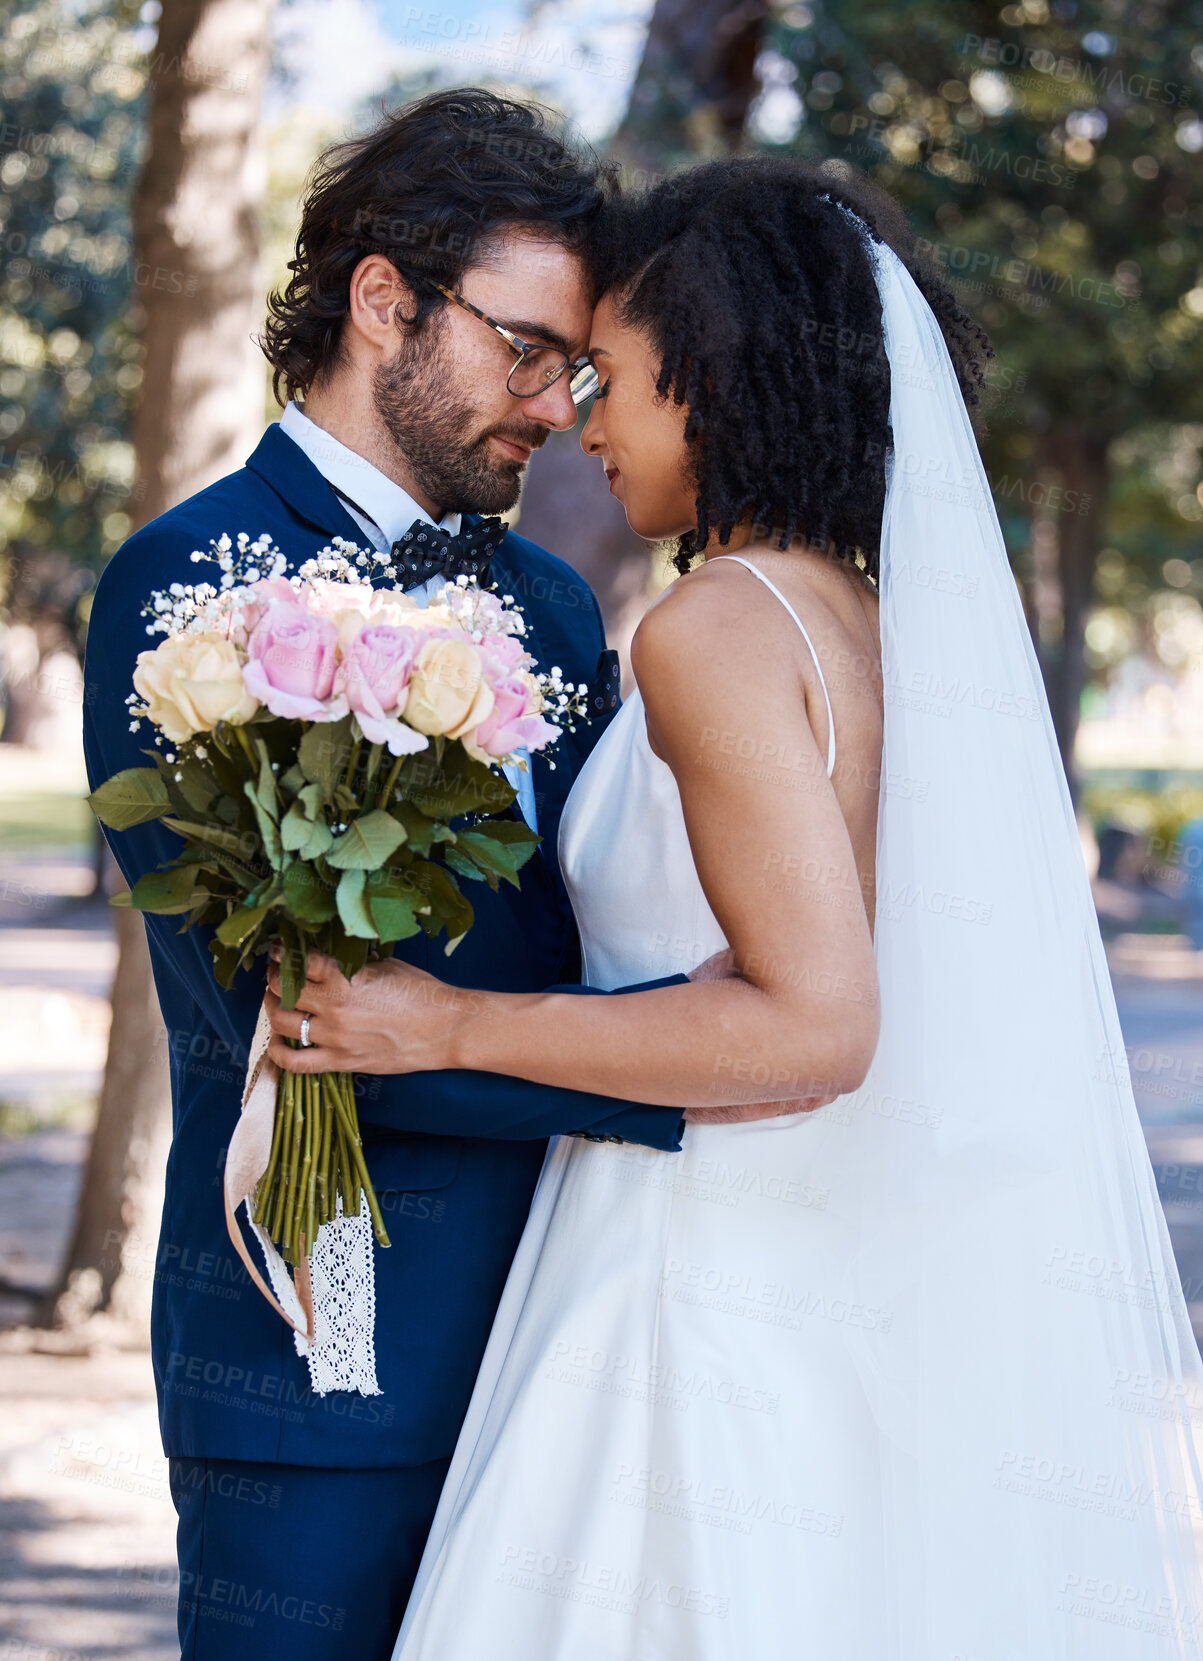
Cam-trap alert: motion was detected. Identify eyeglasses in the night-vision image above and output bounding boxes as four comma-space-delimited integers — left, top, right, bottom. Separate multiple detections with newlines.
425, 279, 599, 405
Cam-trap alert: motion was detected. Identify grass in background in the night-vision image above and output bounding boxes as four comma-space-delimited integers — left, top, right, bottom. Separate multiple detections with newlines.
0, 792, 94, 852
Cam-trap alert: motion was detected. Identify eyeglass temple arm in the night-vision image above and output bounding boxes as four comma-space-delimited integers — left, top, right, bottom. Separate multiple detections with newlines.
425, 278, 527, 354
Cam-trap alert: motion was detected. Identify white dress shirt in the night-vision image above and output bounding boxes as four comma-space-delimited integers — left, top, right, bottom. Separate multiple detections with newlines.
278, 401, 536, 833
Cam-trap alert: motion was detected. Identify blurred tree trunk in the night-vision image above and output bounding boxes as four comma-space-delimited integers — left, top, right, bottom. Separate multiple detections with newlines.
40, 0, 275, 1338
519, 0, 770, 671
614, 0, 770, 174
1046, 429, 1109, 808
1026, 429, 1109, 808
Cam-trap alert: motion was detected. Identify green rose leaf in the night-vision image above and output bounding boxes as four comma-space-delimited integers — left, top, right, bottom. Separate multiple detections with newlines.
408, 859, 474, 943
387, 801, 439, 857
326, 808, 408, 871
335, 868, 377, 938
275, 918, 308, 1010
280, 801, 334, 859
297, 781, 325, 820
88, 767, 169, 829
441, 846, 492, 887
365, 869, 426, 942
125, 864, 211, 915
162, 817, 258, 862
210, 938, 242, 991
401, 746, 516, 819
156, 752, 219, 818
299, 715, 353, 796
455, 822, 540, 889
215, 896, 277, 949
244, 779, 283, 869
282, 860, 338, 924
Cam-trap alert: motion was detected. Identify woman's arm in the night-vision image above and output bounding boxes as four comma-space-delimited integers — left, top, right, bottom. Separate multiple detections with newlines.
267, 569, 880, 1113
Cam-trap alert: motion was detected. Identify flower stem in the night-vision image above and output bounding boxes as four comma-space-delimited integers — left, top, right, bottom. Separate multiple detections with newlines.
315, 1078, 332, 1227
252, 1073, 286, 1227
269, 1070, 295, 1240
285, 1070, 304, 1261
331, 1073, 390, 1247
304, 1074, 318, 1254
377, 753, 405, 808
233, 724, 258, 770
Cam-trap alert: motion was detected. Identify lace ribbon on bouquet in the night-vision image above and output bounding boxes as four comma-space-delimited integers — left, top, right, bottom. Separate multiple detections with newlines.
223, 1000, 381, 1397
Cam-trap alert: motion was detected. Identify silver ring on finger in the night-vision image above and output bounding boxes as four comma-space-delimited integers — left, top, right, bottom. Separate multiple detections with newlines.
299, 1014, 313, 1049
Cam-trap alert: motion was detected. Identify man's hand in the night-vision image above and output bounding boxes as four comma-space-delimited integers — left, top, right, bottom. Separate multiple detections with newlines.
683, 948, 841, 1123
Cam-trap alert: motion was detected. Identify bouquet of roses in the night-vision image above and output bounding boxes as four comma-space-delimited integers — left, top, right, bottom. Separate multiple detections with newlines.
89, 532, 581, 1381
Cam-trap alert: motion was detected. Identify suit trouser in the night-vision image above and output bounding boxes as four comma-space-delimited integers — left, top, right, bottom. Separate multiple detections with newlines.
169, 1454, 451, 1660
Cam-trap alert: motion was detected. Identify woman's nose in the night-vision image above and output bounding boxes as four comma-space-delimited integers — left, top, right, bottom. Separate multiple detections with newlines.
580, 400, 602, 455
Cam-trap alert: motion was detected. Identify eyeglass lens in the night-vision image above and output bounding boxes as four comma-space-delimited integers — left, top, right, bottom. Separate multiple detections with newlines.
508, 349, 599, 405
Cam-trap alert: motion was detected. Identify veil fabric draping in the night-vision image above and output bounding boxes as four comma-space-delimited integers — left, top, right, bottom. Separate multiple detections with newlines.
824, 211, 1203, 1653
392, 217, 1203, 1659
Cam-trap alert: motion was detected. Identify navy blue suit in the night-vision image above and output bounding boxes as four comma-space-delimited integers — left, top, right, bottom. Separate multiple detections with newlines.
83, 423, 684, 1657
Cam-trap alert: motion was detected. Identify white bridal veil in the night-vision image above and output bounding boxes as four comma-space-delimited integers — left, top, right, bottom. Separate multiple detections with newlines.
838, 208, 1203, 1653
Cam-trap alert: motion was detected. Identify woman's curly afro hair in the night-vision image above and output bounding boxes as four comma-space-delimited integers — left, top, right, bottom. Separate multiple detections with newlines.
588, 156, 993, 581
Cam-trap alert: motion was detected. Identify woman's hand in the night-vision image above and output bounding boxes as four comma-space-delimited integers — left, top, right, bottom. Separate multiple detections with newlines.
264, 948, 478, 1075
683, 948, 842, 1123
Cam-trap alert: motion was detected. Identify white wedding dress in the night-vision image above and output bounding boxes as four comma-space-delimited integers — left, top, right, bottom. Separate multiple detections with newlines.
397, 558, 890, 1657
395, 223, 1203, 1660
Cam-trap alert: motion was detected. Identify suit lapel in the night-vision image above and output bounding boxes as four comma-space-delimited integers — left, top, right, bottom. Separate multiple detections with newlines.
245, 424, 368, 544
484, 533, 579, 885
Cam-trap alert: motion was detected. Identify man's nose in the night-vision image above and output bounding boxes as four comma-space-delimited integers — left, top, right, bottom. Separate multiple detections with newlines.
521, 371, 580, 433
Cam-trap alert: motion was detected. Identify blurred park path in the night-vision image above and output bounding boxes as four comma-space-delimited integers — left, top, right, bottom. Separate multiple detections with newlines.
0, 744, 177, 1661
0, 738, 1200, 1661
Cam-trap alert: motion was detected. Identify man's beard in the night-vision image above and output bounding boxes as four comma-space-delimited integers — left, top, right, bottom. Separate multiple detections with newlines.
372, 329, 546, 517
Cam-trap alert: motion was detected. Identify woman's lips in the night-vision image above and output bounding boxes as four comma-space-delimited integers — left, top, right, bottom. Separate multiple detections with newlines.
604, 465, 620, 493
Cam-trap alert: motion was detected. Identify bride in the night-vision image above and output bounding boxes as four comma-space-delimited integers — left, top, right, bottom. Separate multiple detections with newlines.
268, 157, 1203, 1657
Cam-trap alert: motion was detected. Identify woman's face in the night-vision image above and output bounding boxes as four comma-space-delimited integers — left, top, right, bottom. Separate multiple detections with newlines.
580, 292, 697, 543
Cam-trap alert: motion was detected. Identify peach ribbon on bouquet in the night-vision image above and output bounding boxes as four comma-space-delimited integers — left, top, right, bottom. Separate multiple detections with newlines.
223, 998, 381, 1396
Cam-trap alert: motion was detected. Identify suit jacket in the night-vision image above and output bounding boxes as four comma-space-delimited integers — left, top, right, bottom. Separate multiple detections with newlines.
82, 422, 685, 1468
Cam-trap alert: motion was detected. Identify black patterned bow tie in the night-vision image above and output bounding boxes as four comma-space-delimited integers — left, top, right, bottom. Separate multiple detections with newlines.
389, 516, 508, 588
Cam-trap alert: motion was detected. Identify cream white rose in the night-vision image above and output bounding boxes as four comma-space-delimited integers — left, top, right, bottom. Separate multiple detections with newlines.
404, 636, 495, 738
133, 631, 259, 743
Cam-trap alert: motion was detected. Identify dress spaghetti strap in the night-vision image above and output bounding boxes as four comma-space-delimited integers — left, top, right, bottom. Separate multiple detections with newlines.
712, 554, 837, 777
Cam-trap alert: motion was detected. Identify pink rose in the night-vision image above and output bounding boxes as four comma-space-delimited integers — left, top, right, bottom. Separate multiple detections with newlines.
336, 624, 429, 756
242, 601, 347, 721
470, 667, 559, 758
234, 576, 298, 644
477, 633, 526, 677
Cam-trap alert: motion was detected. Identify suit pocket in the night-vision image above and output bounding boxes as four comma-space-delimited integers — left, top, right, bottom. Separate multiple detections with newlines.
362, 1133, 462, 1194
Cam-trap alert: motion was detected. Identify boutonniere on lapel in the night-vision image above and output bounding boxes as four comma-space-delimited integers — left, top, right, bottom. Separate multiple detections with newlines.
86, 533, 588, 1395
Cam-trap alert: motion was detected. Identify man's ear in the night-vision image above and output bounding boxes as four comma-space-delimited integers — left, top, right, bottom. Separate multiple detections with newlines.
347, 254, 418, 352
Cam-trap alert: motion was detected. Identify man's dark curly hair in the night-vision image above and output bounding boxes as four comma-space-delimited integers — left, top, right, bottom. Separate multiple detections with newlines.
589, 157, 993, 580
259, 87, 617, 406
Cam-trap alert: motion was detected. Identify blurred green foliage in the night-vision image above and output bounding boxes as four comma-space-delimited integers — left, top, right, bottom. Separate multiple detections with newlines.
0, 0, 147, 635
1082, 780, 1203, 853
761, 0, 1203, 644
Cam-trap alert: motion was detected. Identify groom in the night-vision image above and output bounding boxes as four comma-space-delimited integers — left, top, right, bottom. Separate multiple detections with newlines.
83, 88, 689, 1660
